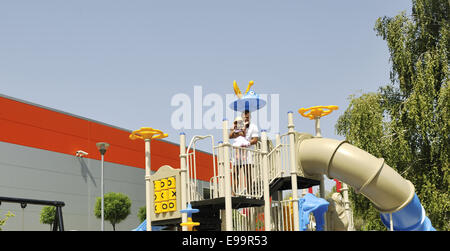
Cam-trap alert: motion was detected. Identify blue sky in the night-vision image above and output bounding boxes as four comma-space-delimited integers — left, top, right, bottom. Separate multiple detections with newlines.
0, 1, 412, 190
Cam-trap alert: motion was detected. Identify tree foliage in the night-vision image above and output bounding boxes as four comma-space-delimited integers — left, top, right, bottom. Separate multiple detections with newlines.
94, 192, 132, 231
40, 206, 56, 230
137, 206, 146, 223
336, 0, 449, 230
0, 211, 15, 231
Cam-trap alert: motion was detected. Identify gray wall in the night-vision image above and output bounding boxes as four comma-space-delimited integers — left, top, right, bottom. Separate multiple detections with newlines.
0, 141, 146, 231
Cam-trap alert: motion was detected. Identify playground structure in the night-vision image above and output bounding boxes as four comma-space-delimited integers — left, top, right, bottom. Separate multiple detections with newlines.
136, 103, 435, 231
174, 106, 354, 231
131, 81, 435, 231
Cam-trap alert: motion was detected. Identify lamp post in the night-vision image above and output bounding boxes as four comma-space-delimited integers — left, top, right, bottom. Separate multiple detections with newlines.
96, 142, 110, 231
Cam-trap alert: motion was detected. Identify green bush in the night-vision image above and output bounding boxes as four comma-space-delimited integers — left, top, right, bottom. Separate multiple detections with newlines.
40, 206, 56, 230
94, 192, 131, 231
0, 211, 15, 231
138, 206, 146, 222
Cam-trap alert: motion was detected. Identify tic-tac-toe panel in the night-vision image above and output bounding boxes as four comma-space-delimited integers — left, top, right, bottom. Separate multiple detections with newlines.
149, 165, 181, 222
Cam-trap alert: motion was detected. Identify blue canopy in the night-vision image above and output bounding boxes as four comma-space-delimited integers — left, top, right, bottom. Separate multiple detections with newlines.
229, 90, 266, 112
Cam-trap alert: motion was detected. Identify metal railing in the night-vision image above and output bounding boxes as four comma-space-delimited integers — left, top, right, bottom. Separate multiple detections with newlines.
185, 135, 216, 203
230, 198, 298, 231
229, 145, 264, 198
232, 206, 265, 231
271, 199, 296, 231
209, 143, 269, 199
267, 133, 291, 184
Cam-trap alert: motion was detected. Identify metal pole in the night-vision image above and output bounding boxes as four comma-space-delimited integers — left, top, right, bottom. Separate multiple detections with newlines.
314, 118, 322, 138
275, 134, 281, 180
101, 154, 104, 231
179, 133, 188, 231
57, 206, 64, 231
218, 142, 224, 198
96, 141, 109, 231
389, 213, 394, 231
145, 139, 152, 231
261, 130, 271, 231
319, 176, 327, 228
53, 209, 58, 231
287, 111, 300, 231
21, 202, 26, 231
314, 116, 328, 230
222, 119, 233, 231
313, 117, 326, 199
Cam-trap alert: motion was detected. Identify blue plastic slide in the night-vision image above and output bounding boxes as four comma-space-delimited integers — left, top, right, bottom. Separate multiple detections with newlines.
132, 220, 166, 231
380, 193, 435, 231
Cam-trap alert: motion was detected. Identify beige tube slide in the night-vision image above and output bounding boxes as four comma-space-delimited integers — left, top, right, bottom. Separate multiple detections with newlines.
297, 137, 415, 214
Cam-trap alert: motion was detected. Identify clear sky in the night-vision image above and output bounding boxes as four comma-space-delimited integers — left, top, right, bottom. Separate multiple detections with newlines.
0, 1, 413, 190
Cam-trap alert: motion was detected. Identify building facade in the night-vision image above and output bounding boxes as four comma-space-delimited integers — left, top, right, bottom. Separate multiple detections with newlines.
0, 94, 212, 231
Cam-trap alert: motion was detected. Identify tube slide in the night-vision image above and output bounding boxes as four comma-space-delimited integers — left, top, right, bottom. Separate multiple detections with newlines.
297, 137, 435, 231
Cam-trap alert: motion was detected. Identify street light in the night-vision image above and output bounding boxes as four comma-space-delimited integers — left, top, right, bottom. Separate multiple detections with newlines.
96, 142, 110, 231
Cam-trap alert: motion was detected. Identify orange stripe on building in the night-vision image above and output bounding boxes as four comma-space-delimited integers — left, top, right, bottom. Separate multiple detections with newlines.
0, 95, 214, 181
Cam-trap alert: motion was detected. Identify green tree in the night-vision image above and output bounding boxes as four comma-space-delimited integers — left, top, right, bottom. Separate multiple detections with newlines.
336, 0, 449, 230
40, 206, 56, 230
137, 206, 146, 222
94, 192, 132, 231
0, 211, 15, 231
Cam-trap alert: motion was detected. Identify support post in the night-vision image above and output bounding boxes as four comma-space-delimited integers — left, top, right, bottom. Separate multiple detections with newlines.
261, 130, 271, 231
287, 111, 300, 231
389, 213, 394, 231
130, 127, 168, 231
314, 118, 322, 138
179, 133, 188, 231
222, 119, 233, 231
217, 141, 224, 198
341, 183, 355, 231
313, 116, 327, 230
53, 207, 59, 231
275, 133, 282, 179
101, 154, 104, 231
145, 139, 152, 231
57, 206, 64, 231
